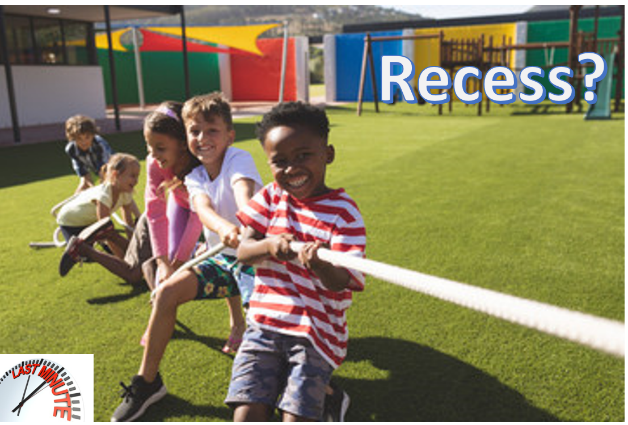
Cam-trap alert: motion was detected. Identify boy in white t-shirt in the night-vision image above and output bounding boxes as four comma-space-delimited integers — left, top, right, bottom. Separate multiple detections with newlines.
111, 93, 263, 422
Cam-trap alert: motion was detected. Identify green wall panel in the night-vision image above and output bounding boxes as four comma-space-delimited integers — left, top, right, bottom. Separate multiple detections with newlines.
98, 50, 221, 105
525, 17, 623, 98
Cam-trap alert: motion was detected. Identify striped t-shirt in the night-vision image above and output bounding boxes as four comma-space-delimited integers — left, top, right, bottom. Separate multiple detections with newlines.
237, 182, 366, 368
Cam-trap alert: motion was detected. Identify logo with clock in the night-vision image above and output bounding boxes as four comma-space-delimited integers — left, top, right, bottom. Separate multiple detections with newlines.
0, 357, 85, 422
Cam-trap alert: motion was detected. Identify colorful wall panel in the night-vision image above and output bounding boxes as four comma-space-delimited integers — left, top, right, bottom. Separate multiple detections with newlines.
230, 38, 297, 102
412, 23, 520, 77
525, 16, 623, 97
332, 31, 403, 102
98, 50, 221, 105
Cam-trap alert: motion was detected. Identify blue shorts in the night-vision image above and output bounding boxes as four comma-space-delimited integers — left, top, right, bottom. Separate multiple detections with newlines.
225, 324, 334, 420
192, 254, 254, 305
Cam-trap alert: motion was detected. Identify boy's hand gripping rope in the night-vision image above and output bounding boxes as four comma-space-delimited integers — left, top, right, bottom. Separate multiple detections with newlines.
289, 242, 625, 358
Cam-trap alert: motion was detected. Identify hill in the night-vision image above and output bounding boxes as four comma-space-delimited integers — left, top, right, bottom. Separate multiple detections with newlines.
121, 5, 425, 38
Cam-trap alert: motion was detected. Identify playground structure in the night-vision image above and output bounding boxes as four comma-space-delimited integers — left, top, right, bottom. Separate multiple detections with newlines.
357, 5, 624, 117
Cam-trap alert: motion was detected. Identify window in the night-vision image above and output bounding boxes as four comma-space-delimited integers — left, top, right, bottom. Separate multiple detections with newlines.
33, 18, 64, 64
3, 14, 95, 65
6, 15, 36, 64
64, 21, 92, 65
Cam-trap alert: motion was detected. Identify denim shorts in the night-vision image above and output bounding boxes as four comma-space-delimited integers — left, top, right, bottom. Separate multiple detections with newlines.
192, 254, 254, 305
225, 324, 334, 420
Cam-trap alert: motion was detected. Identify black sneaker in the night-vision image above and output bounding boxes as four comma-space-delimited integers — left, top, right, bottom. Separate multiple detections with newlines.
59, 236, 82, 277
322, 381, 350, 422
78, 217, 114, 245
111, 373, 167, 422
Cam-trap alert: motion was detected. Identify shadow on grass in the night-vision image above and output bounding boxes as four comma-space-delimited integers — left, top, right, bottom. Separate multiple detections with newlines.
138, 393, 233, 422
86, 282, 148, 305
510, 103, 624, 118
343, 337, 557, 421
0, 122, 257, 190
233, 122, 257, 143
171, 320, 231, 356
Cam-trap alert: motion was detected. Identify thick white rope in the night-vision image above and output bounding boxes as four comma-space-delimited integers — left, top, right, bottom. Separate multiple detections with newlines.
289, 242, 625, 358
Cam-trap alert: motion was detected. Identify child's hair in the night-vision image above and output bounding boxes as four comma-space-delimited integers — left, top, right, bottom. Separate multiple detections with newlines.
65, 115, 99, 140
145, 101, 200, 189
144, 101, 186, 143
256, 102, 330, 145
181, 92, 233, 130
102, 153, 139, 183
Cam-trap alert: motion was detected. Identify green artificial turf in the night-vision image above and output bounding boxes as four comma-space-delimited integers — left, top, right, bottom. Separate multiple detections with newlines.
0, 102, 623, 421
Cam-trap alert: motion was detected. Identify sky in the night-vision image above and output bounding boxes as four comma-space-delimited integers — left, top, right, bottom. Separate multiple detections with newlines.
382, 5, 533, 19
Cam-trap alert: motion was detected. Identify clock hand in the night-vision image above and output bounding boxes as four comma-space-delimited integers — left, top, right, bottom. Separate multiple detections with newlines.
11, 380, 47, 413
17, 375, 31, 416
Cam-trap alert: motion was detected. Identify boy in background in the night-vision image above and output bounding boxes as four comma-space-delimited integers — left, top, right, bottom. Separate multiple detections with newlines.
228, 102, 366, 421
64, 114, 114, 193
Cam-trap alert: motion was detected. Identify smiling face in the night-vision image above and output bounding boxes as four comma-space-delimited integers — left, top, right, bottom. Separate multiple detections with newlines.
112, 161, 140, 193
186, 113, 235, 179
144, 128, 188, 172
74, 132, 95, 151
263, 125, 334, 200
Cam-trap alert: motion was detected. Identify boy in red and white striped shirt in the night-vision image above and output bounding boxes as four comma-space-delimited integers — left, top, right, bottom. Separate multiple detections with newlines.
226, 102, 366, 421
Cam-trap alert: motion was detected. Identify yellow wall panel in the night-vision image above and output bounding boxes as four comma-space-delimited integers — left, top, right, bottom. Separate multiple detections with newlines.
412, 23, 518, 99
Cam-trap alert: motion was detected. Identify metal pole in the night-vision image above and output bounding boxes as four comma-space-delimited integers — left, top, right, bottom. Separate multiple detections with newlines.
180, 5, 190, 99
279, 21, 289, 103
0, 6, 20, 143
132, 27, 145, 110
104, 6, 120, 131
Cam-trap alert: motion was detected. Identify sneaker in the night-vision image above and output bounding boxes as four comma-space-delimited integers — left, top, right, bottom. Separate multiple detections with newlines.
322, 381, 350, 422
59, 236, 83, 277
111, 373, 167, 422
78, 217, 114, 245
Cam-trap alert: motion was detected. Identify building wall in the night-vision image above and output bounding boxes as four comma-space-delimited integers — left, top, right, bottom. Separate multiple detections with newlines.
96, 37, 308, 104
325, 15, 623, 102
525, 16, 623, 96
0, 65, 106, 128
97, 50, 221, 105
332, 31, 403, 102
228, 37, 308, 102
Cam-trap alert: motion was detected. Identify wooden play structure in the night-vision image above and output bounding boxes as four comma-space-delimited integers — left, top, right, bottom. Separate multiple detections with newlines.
357, 5, 624, 117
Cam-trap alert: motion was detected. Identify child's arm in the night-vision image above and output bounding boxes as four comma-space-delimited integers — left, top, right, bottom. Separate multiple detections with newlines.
193, 194, 240, 248
238, 228, 349, 290
75, 175, 94, 194
297, 241, 352, 292
233, 178, 258, 211
121, 200, 140, 238
129, 199, 141, 221
237, 226, 296, 265
95, 199, 112, 220
192, 177, 258, 249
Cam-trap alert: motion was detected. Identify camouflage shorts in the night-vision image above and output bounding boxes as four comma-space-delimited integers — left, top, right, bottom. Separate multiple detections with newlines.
225, 324, 334, 420
193, 254, 254, 303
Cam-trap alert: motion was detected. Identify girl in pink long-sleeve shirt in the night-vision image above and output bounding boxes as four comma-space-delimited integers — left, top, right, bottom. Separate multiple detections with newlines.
144, 102, 202, 285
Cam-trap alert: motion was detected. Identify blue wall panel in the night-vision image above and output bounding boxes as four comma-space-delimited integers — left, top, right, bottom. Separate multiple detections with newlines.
335, 31, 403, 101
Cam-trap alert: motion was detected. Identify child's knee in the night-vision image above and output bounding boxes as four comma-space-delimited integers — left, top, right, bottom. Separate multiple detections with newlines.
154, 273, 196, 307
233, 403, 272, 422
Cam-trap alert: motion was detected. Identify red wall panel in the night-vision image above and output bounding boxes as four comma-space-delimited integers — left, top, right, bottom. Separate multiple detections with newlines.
231, 38, 296, 101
